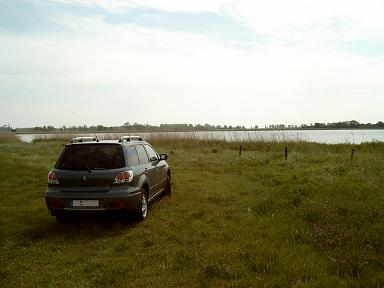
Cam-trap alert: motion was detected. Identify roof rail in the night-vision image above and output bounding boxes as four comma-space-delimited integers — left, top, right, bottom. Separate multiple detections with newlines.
70, 136, 99, 143
118, 135, 144, 142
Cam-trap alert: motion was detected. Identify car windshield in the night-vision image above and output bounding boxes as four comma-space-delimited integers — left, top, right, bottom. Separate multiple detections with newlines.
57, 145, 125, 170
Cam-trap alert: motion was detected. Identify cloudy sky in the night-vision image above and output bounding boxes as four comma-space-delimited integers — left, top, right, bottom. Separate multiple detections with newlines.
1, 0, 383, 128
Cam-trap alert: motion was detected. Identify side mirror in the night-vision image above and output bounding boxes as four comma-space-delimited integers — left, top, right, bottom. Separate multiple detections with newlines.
160, 153, 168, 161
150, 156, 158, 162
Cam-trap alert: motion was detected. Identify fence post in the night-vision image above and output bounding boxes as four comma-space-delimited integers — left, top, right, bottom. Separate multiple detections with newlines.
239, 145, 242, 156
350, 148, 355, 160
285, 146, 288, 160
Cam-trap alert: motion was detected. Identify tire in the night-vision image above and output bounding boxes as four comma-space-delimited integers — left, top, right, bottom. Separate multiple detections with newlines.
134, 189, 148, 221
164, 176, 171, 196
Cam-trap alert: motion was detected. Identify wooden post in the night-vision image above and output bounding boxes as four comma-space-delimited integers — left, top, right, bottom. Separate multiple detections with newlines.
285, 146, 288, 160
239, 145, 242, 156
350, 148, 355, 160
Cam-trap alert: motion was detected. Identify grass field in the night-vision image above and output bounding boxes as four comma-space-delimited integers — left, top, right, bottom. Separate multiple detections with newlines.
1, 135, 383, 287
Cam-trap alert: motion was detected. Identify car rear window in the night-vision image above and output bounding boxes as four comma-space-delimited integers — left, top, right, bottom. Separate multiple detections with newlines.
56, 145, 125, 170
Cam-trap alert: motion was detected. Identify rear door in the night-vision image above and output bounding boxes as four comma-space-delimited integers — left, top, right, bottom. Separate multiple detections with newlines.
135, 144, 158, 196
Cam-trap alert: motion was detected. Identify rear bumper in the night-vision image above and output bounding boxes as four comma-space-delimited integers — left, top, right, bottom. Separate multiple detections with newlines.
45, 190, 142, 215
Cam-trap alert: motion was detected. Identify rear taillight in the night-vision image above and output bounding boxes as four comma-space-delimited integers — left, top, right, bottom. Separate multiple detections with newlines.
48, 171, 59, 185
49, 201, 64, 209
109, 202, 125, 209
113, 170, 133, 184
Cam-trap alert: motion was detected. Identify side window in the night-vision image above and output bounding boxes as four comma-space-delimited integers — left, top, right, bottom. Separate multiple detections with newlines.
144, 145, 158, 161
135, 145, 149, 164
126, 146, 140, 167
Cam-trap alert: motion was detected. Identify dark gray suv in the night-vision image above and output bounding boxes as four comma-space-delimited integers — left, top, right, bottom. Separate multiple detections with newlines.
45, 136, 171, 222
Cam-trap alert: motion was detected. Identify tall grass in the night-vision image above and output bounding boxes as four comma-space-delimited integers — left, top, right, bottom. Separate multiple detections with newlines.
0, 132, 21, 143
30, 130, 304, 144
32, 133, 84, 143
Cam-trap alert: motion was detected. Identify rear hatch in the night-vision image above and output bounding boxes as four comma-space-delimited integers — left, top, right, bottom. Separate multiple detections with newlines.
55, 144, 125, 192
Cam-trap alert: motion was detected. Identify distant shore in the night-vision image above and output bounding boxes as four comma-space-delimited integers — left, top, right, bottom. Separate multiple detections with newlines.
13, 127, 384, 135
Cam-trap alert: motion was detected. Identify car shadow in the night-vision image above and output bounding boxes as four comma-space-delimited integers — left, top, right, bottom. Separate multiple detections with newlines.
16, 192, 172, 247
17, 215, 139, 247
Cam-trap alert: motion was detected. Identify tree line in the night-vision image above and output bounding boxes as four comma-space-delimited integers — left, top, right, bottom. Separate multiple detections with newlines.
5, 120, 384, 133
301, 120, 384, 129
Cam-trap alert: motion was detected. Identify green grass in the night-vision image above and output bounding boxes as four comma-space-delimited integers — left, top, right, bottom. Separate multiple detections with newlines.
1, 138, 383, 287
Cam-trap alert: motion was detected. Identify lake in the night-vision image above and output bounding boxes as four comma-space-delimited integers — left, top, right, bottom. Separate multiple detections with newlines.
16, 129, 384, 144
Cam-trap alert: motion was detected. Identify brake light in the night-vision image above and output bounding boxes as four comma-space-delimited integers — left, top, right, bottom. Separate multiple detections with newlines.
110, 202, 125, 209
114, 170, 133, 184
48, 171, 59, 185
49, 201, 64, 209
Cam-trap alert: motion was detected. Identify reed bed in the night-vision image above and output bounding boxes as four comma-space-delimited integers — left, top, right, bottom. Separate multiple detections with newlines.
28, 131, 384, 155
31, 133, 78, 143
0, 132, 21, 143
30, 130, 303, 143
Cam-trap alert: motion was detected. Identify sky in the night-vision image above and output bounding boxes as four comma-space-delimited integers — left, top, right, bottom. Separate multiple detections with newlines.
0, 0, 383, 128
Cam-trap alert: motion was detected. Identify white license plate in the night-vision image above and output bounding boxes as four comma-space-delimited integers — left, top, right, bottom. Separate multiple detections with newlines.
72, 200, 99, 207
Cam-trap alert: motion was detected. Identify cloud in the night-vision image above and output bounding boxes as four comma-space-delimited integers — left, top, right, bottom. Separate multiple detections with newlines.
47, 0, 231, 13
46, 0, 384, 41
229, 0, 384, 48
1, 1, 384, 127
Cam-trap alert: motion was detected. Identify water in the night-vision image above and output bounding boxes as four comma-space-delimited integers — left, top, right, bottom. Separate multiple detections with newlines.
16, 129, 384, 144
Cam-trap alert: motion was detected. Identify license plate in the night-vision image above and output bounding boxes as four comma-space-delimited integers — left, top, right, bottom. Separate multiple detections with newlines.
72, 200, 99, 207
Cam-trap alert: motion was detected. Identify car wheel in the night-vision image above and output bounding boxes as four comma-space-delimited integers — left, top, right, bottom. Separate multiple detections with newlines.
165, 176, 171, 196
134, 189, 148, 221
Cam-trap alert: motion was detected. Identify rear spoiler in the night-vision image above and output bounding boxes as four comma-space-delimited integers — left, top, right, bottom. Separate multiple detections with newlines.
118, 136, 144, 142
69, 136, 99, 143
